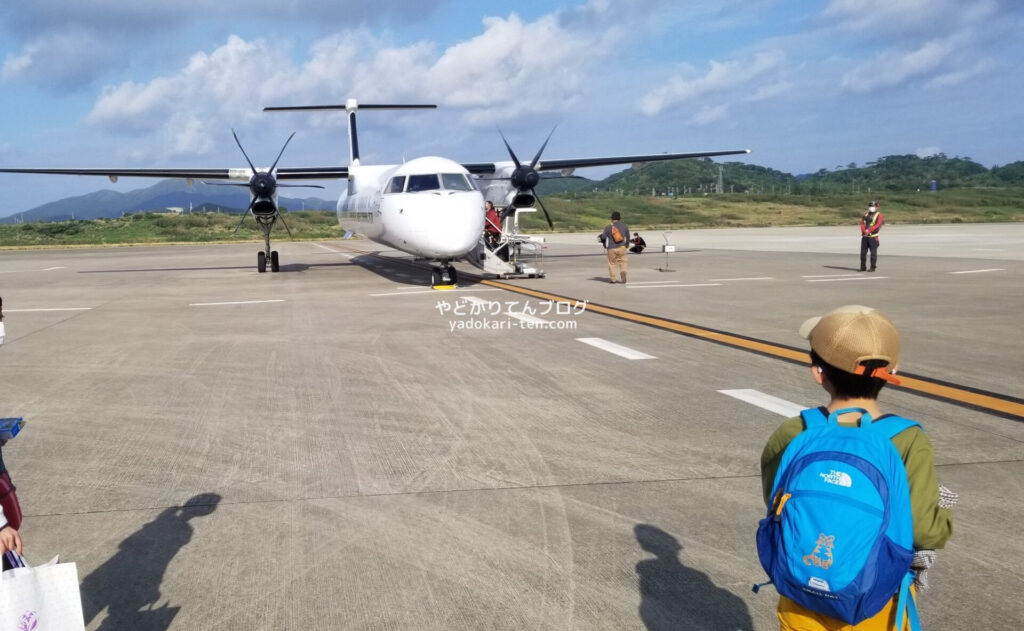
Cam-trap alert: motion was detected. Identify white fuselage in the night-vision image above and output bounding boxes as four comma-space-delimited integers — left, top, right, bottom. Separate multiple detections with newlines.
337, 156, 484, 260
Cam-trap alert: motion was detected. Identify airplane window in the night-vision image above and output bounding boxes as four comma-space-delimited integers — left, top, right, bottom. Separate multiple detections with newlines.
441, 173, 475, 191
406, 174, 440, 192
387, 176, 406, 193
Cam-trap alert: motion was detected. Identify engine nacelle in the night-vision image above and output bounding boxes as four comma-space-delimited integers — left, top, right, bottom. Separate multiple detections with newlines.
252, 199, 277, 216
506, 191, 535, 209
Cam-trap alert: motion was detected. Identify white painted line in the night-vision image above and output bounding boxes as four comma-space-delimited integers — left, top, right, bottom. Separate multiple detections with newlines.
0, 266, 67, 275
948, 268, 1005, 275
805, 276, 888, 283
708, 276, 773, 282
973, 248, 1004, 252
311, 243, 355, 258
626, 283, 721, 289
629, 280, 683, 285
719, 389, 806, 417
189, 300, 285, 306
801, 273, 861, 278
576, 337, 655, 360
6, 307, 91, 312
369, 288, 501, 297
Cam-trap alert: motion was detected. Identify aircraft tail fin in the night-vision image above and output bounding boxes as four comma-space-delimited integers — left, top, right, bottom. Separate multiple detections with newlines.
263, 100, 436, 165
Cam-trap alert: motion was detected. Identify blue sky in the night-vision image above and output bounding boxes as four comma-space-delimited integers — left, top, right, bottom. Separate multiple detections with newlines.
1, 0, 1022, 214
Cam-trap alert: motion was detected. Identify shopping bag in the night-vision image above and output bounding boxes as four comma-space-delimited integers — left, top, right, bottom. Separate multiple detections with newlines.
0, 554, 84, 631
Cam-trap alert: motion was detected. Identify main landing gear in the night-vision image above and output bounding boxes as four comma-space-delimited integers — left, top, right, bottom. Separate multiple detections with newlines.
430, 262, 457, 288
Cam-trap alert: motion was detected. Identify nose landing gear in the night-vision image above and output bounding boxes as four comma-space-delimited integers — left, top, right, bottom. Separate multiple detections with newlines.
431, 262, 457, 289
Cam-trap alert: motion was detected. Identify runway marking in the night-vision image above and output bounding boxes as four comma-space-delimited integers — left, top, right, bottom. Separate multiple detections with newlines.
0, 266, 66, 274
708, 276, 774, 282
576, 337, 655, 360
311, 243, 355, 258
805, 276, 888, 283
5, 307, 91, 312
189, 300, 285, 306
630, 280, 684, 285
477, 278, 1024, 421
719, 389, 806, 418
948, 268, 1005, 275
369, 287, 501, 297
802, 273, 861, 278
626, 283, 721, 289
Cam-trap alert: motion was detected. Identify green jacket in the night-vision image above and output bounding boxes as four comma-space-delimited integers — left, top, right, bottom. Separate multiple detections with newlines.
760, 409, 954, 550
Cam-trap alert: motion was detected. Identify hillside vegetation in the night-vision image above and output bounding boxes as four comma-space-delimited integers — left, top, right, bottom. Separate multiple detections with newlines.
2, 153, 1023, 246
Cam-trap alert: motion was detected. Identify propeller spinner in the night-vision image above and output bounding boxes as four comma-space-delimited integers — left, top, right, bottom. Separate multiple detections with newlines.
498, 127, 557, 229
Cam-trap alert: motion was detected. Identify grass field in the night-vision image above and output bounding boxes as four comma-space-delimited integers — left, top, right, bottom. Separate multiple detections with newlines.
2, 189, 1023, 247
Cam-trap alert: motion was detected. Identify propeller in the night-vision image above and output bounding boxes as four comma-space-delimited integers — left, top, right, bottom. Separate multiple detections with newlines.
223, 130, 324, 235
497, 126, 557, 229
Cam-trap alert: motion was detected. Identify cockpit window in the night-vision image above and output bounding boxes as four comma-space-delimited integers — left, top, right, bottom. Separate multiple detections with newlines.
406, 174, 440, 192
441, 173, 475, 191
386, 176, 406, 193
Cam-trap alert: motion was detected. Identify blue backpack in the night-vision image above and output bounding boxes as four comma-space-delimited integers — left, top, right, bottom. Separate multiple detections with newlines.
755, 407, 921, 629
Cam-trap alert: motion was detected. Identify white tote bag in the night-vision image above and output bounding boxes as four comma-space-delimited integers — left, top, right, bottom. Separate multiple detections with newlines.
0, 556, 84, 631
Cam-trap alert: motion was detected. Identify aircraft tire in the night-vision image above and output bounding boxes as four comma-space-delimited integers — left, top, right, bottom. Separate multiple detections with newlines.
270, 250, 280, 272
430, 268, 440, 287
258, 251, 267, 273
448, 267, 458, 285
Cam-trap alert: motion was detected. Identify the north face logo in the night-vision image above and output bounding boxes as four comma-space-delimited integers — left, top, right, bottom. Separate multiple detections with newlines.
820, 469, 852, 487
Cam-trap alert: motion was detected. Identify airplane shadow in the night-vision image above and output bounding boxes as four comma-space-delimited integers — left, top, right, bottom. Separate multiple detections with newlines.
823, 265, 863, 272
80, 493, 222, 631
635, 524, 754, 631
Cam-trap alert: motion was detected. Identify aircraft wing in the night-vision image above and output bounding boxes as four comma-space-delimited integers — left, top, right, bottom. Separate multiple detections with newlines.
0, 166, 349, 182
462, 148, 750, 176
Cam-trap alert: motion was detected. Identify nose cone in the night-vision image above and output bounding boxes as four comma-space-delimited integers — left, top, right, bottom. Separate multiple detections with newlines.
407, 192, 484, 259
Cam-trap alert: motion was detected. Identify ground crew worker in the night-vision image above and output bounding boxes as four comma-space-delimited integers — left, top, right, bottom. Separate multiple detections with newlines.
484, 201, 502, 249
599, 211, 630, 283
860, 201, 884, 272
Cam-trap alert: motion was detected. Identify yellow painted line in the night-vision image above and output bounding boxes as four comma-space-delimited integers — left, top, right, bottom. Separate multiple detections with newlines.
478, 278, 1024, 421
323, 242, 1024, 420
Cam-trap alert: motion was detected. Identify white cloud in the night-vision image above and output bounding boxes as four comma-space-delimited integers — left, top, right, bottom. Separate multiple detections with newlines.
821, 0, 997, 35
841, 38, 954, 92
639, 50, 787, 116
83, 10, 619, 159
2, 29, 116, 91
915, 146, 942, 158
690, 104, 729, 126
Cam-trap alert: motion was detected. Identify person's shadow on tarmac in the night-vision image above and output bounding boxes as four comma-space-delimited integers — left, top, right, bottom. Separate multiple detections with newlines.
635, 523, 754, 631
80, 493, 221, 630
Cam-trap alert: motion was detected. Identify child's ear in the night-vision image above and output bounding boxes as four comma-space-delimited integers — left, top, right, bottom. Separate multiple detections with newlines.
811, 364, 825, 385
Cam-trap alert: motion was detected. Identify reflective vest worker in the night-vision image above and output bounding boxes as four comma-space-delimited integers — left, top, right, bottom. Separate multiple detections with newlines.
860, 201, 883, 272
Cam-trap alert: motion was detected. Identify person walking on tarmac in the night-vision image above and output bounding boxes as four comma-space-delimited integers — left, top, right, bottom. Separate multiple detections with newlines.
860, 201, 884, 272
599, 211, 630, 283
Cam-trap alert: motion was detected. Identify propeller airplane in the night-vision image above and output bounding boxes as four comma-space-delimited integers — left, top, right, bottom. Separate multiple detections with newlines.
1, 99, 750, 285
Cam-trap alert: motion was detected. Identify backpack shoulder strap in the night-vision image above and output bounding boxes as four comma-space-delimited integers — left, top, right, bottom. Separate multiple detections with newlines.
799, 407, 829, 429
872, 414, 921, 439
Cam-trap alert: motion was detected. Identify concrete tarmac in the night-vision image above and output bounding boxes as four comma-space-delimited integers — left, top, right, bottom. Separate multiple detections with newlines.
0, 223, 1021, 630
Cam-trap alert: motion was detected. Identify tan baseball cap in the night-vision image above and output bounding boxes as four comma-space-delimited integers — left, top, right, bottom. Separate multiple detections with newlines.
799, 305, 901, 383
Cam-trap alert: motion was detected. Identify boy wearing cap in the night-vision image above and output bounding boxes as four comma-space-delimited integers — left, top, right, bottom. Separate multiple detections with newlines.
760, 305, 953, 630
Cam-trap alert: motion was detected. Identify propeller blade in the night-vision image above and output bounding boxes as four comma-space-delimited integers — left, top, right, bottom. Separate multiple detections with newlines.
497, 128, 521, 168
201, 181, 250, 187
269, 132, 296, 173
532, 188, 554, 230
278, 213, 294, 239
277, 183, 326, 189
232, 199, 257, 234
231, 129, 258, 174
529, 125, 557, 169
